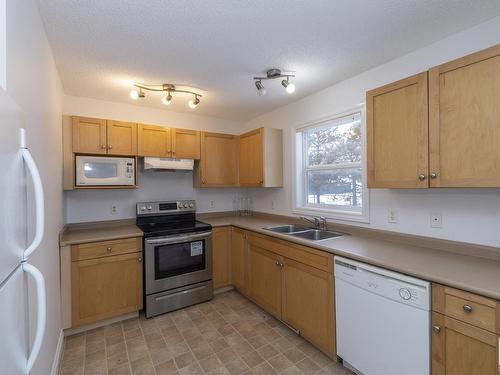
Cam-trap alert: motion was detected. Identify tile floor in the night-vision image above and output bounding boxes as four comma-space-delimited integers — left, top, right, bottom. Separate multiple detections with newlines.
59, 291, 353, 375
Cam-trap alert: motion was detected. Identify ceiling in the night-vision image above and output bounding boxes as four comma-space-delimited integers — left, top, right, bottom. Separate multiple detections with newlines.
37, 0, 500, 121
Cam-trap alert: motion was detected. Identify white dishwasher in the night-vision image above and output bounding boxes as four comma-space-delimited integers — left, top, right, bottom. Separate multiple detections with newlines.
334, 256, 431, 375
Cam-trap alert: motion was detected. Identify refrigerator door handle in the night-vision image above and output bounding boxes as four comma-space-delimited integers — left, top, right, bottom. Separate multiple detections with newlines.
20, 129, 45, 259
23, 263, 46, 373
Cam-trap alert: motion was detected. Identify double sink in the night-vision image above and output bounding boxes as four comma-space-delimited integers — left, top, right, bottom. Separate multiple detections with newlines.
264, 224, 344, 242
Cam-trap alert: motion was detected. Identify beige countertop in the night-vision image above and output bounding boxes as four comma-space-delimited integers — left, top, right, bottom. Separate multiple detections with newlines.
60, 214, 500, 301
201, 215, 500, 301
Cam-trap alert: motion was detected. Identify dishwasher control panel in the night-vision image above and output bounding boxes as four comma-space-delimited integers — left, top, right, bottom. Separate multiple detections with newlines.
334, 257, 431, 310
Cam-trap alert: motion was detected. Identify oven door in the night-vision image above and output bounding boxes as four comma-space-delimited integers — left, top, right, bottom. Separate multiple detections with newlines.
145, 231, 212, 294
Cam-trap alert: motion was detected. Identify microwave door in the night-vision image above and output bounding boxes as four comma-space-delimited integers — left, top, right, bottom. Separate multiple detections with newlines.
76, 157, 134, 186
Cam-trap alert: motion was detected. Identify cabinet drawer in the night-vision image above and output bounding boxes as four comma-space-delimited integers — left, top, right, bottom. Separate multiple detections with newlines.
433, 284, 499, 334
71, 237, 141, 261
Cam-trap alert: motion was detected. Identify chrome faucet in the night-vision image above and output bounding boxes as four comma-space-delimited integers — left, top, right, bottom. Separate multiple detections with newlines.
300, 216, 328, 231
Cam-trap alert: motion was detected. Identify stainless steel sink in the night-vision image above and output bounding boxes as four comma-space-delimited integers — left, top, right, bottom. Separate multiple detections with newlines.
264, 224, 311, 233
289, 229, 343, 241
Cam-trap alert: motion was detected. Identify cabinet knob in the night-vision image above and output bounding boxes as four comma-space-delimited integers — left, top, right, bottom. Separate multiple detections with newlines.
280, 262, 284, 268
418, 174, 426, 181
101, 144, 106, 149
430, 172, 438, 179
107, 247, 112, 252
432, 325, 441, 333
275, 261, 280, 266
108, 145, 113, 150
138, 257, 142, 262
463, 304, 473, 313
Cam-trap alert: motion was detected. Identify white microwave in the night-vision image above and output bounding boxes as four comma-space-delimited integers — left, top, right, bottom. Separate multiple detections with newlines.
75, 156, 135, 186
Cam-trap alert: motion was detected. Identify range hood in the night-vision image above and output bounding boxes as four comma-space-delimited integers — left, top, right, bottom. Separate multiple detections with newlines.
143, 157, 194, 171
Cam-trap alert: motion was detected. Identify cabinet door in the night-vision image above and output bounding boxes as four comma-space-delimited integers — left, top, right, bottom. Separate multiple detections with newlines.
106, 120, 137, 155
137, 124, 171, 157
231, 228, 247, 294
200, 132, 238, 187
432, 312, 499, 375
71, 252, 143, 327
239, 128, 264, 186
213, 227, 231, 289
367, 72, 429, 188
172, 128, 200, 159
72, 116, 107, 154
429, 45, 500, 187
247, 244, 282, 318
282, 258, 335, 356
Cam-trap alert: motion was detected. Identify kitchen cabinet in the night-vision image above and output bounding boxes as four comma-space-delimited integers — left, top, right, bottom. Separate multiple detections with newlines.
72, 117, 137, 156
239, 127, 283, 187
70, 237, 143, 327
282, 257, 335, 355
212, 227, 231, 289
247, 243, 283, 318
367, 72, 429, 188
231, 227, 247, 294
172, 128, 200, 159
432, 283, 500, 374
429, 44, 500, 187
195, 132, 239, 187
137, 124, 171, 157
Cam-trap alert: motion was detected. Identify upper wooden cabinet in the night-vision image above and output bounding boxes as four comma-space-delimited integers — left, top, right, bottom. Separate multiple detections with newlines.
72, 117, 137, 156
172, 128, 201, 159
367, 44, 500, 188
195, 132, 239, 187
239, 127, 283, 187
72, 117, 107, 154
429, 44, 500, 187
367, 72, 429, 188
137, 124, 171, 157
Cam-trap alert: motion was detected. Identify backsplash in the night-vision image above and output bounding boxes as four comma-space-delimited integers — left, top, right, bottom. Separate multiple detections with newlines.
64, 166, 248, 223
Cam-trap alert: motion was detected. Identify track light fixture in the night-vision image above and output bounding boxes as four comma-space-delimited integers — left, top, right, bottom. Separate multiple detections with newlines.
130, 83, 202, 109
253, 69, 296, 95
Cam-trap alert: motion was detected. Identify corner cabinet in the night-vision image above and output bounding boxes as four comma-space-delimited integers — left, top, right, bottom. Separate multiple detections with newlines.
239, 127, 283, 187
431, 283, 500, 375
195, 132, 239, 187
367, 43, 500, 188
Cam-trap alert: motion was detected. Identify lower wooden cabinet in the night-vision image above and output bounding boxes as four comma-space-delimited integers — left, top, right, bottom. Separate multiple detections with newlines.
231, 227, 248, 293
282, 258, 335, 355
432, 312, 499, 375
70, 239, 143, 327
247, 243, 283, 318
212, 227, 231, 289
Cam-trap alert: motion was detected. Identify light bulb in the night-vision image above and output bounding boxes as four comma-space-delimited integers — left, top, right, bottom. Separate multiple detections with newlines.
188, 96, 200, 109
130, 89, 139, 100
162, 93, 172, 105
255, 80, 266, 96
286, 82, 295, 94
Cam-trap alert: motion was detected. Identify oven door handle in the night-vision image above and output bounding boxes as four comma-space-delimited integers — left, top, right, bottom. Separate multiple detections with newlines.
145, 231, 212, 245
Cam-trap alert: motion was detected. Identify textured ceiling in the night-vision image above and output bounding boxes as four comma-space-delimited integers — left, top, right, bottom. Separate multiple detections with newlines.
37, 0, 500, 121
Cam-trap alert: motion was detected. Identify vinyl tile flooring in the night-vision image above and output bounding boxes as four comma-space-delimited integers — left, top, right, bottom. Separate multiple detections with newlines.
59, 290, 353, 375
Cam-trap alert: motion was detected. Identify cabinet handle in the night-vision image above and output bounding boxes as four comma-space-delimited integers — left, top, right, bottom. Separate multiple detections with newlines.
106, 247, 112, 252
138, 257, 142, 262
101, 144, 106, 149
275, 261, 280, 266
418, 174, 426, 181
432, 325, 441, 333
430, 172, 438, 179
280, 262, 284, 267
108, 145, 113, 150
463, 304, 473, 313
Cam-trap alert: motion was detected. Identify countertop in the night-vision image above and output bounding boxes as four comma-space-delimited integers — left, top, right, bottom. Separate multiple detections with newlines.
60, 214, 500, 301
202, 215, 500, 301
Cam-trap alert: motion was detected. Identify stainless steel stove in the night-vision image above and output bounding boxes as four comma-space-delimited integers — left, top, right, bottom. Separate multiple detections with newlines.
136, 200, 213, 318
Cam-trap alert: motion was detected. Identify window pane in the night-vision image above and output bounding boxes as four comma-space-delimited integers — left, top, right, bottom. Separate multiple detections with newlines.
307, 168, 362, 208
305, 114, 361, 166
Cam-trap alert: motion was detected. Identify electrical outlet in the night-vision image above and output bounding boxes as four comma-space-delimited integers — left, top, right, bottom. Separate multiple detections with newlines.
430, 212, 442, 228
210, 200, 215, 209
387, 209, 398, 223
110, 205, 118, 215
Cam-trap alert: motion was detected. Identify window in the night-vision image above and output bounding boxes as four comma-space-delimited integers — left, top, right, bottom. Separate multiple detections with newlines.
294, 109, 368, 222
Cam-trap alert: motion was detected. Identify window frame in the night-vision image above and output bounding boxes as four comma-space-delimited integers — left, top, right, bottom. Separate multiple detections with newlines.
293, 105, 370, 223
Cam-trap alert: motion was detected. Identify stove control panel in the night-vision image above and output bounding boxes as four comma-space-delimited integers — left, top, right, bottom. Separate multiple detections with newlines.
136, 200, 196, 215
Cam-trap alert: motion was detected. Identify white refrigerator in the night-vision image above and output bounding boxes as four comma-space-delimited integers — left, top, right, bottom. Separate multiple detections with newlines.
0, 88, 47, 374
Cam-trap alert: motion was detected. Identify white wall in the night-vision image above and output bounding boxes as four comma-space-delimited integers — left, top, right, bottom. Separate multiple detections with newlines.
244, 17, 500, 248
6, 0, 64, 374
64, 95, 248, 223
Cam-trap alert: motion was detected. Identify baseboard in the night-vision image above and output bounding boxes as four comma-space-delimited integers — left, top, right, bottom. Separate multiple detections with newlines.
50, 330, 64, 375
214, 285, 234, 294
64, 311, 139, 337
